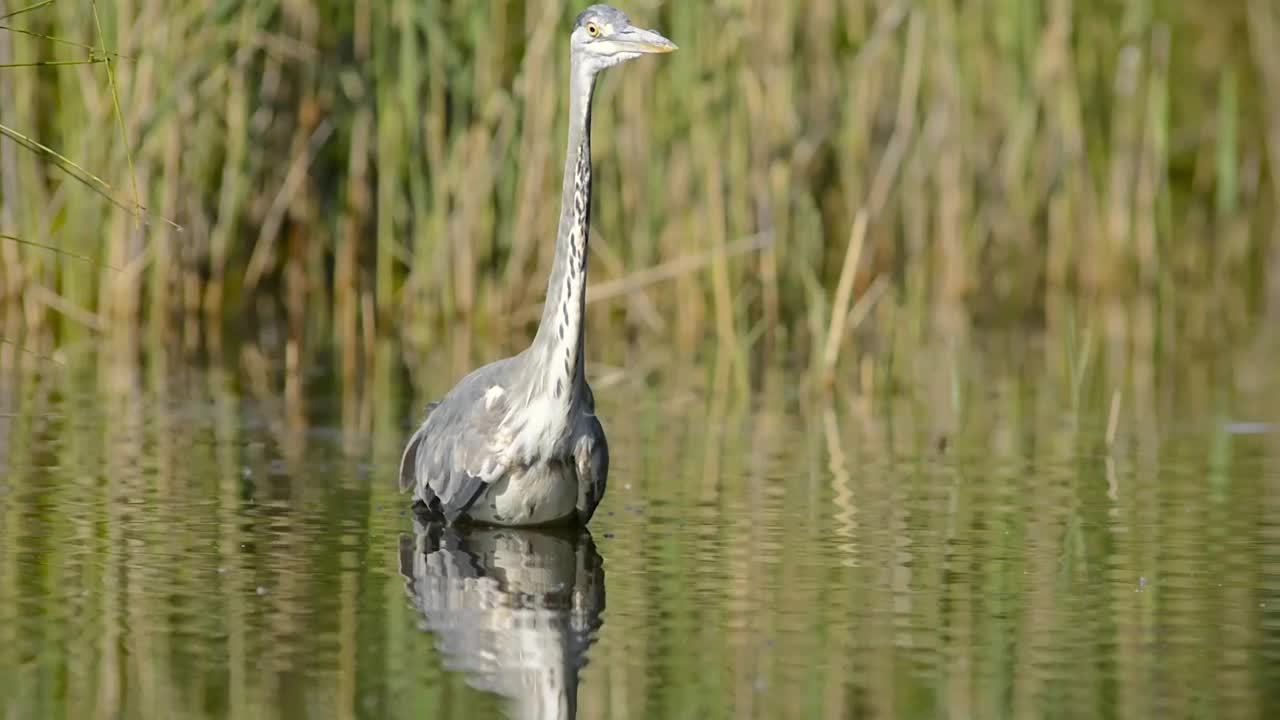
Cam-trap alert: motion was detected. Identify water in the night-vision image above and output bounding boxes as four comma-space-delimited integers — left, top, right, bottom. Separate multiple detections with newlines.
1, 331, 1278, 719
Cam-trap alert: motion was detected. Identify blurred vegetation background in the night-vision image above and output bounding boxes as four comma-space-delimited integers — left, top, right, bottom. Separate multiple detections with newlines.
0, 0, 1277, 377
2, 6, 1279, 714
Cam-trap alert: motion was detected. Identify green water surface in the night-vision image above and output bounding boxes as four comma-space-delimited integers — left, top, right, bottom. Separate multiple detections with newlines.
1, 331, 1278, 719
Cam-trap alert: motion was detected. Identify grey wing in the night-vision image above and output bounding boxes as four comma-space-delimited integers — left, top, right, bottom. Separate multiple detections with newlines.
574, 414, 609, 524
399, 401, 440, 493
398, 359, 520, 523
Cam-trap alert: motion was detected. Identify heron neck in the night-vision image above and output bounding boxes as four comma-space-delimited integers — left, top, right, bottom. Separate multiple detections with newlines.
530, 60, 596, 402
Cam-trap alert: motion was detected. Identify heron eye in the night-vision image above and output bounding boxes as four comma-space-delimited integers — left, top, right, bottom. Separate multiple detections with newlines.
585, 22, 600, 37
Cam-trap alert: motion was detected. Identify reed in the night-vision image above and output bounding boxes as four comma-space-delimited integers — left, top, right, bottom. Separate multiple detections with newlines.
0, 0, 1274, 368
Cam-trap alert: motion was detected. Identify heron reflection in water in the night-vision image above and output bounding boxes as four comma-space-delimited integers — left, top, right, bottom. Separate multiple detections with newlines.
399, 5, 676, 527
398, 517, 606, 720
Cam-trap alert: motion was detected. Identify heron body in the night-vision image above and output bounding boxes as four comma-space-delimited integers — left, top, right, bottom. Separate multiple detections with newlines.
399, 5, 675, 527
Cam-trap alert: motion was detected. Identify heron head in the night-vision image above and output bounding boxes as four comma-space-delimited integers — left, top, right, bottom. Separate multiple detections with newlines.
571, 4, 676, 73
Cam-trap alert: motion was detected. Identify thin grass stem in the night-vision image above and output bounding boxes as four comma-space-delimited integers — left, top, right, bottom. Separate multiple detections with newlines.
0, 0, 54, 22
0, 24, 134, 60
0, 57, 104, 68
90, 0, 141, 225
0, 233, 118, 270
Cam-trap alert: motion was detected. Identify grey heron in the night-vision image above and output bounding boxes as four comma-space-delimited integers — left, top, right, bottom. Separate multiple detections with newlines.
399, 5, 676, 526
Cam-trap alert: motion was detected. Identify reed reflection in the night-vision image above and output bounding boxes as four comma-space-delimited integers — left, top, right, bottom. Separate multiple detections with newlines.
398, 516, 605, 720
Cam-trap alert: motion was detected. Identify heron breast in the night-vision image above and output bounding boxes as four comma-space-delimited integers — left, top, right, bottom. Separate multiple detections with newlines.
466, 460, 578, 526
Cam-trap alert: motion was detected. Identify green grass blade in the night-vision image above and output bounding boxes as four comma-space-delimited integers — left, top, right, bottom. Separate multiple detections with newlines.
0, 123, 180, 230
0, 58, 104, 68
0, 233, 119, 270
0, 24, 134, 60
0, 0, 54, 22
91, 0, 142, 231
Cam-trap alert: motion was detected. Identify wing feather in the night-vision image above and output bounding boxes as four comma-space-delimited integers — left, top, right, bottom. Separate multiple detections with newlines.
399, 359, 521, 522
398, 402, 439, 493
